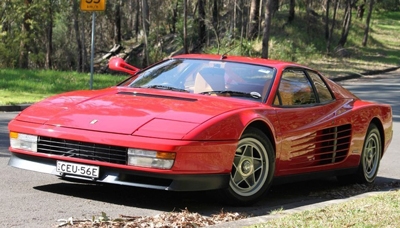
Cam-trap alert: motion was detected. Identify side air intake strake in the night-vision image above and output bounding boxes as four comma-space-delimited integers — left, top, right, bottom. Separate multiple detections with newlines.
289, 124, 352, 167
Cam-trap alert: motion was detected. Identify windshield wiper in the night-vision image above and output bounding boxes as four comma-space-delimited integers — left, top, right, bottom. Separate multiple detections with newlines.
143, 85, 189, 93
199, 90, 262, 99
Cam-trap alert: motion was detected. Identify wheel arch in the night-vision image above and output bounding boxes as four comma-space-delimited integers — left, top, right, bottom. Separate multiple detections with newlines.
245, 120, 276, 158
370, 117, 385, 159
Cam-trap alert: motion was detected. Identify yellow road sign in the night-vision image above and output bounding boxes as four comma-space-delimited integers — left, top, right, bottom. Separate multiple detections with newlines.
80, 0, 106, 11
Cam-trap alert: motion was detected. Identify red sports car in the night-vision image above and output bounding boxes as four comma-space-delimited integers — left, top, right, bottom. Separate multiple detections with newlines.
8, 54, 393, 205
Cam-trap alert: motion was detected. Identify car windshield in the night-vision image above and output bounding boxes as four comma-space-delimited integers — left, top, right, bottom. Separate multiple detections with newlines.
119, 58, 276, 102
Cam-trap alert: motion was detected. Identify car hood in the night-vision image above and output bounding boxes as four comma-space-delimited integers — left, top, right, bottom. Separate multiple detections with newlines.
16, 88, 257, 136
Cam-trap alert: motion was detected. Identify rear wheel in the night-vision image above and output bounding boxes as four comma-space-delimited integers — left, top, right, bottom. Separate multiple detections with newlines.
338, 123, 382, 184
221, 127, 275, 206
358, 124, 382, 183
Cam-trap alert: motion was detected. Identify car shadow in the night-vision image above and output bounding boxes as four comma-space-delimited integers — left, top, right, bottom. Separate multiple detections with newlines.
33, 176, 400, 218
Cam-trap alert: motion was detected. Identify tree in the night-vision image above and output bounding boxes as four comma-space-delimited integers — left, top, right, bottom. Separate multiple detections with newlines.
142, 0, 150, 36
134, 0, 140, 41
326, 0, 339, 53
72, 0, 83, 72
212, 0, 219, 31
45, 0, 55, 69
198, 0, 206, 48
170, 0, 179, 34
288, 0, 295, 23
19, 0, 33, 69
183, 0, 188, 53
262, 0, 273, 58
325, 0, 331, 40
362, 0, 374, 46
248, 0, 260, 39
113, 0, 122, 44
142, 0, 149, 65
338, 0, 356, 47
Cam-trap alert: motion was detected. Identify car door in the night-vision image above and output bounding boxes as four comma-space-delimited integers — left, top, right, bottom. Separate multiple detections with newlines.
273, 68, 352, 176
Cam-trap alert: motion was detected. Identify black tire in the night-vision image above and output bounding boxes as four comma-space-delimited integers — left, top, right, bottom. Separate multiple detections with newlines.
338, 123, 382, 184
220, 127, 275, 206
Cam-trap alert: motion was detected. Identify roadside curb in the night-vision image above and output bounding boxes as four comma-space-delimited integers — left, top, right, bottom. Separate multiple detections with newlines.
0, 104, 31, 112
330, 66, 400, 82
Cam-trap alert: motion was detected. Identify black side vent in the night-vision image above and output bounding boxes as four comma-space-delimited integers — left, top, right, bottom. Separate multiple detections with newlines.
319, 124, 352, 164
37, 136, 128, 165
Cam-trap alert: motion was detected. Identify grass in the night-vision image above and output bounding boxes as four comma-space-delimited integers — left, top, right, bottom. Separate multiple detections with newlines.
249, 189, 400, 228
307, 10, 400, 77
0, 69, 126, 105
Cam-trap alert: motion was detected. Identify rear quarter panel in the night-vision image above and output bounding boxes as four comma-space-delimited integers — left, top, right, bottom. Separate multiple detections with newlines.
351, 100, 393, 156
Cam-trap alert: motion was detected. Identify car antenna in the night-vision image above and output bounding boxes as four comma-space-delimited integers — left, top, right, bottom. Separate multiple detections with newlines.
220, 43, 240, 60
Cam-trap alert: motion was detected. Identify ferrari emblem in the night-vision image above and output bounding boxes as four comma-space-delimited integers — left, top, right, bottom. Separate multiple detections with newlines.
90, 119, 98, 124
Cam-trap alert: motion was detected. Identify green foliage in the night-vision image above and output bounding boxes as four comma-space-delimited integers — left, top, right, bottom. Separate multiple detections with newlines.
375, 0, 400, 11
0, 68, 126, 105
0, 1, 399, 75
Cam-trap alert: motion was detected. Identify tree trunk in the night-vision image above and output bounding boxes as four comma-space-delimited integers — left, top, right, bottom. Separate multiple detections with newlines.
183, 0, 188, 54
82, 18, 88, 72
288, 0, 295, 22
45, 0, 53, 70
72, 0, 83, 72
114, 0, 122, 44
338, 0, 353, 47
327, 0, 338, 53
362, 0, 374, 46
357, 0, 366, 20
198, 0, 206, 48
325, 0, 330, 40
141, 0, 149, 65
305, 0, 310, 34
134, 0, 140, 41
212, 0, 218, 30
232, 0, 237, 40
271, 0, 279, 16
248, 0, 260, 39
171, 0, 178, 34
142, 0, 149, 36
262, 0, 273, 59
19, 0, 32, 69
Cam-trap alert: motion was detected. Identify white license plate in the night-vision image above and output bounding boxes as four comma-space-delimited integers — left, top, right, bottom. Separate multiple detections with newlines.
56, 161, 99, 178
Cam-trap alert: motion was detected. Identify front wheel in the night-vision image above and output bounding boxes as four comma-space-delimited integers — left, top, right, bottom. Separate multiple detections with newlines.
220, 127, 275, 206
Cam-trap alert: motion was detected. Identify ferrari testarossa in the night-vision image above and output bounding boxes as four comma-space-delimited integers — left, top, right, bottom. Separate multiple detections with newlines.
8, 54, 393, 205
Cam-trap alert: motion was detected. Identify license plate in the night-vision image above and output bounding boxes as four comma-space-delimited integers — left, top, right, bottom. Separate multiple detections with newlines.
56, 161, 99, 178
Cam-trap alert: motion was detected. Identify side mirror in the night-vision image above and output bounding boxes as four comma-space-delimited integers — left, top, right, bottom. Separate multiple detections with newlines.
108, 57, 140, 75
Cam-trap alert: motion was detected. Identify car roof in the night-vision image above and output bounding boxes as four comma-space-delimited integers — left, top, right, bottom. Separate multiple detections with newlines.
172, 54, 309, 71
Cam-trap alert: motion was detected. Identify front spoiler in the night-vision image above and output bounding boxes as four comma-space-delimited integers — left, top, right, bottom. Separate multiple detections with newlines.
8, 153, 230, 191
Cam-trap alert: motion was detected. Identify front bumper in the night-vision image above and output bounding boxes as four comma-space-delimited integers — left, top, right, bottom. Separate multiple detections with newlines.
8, 153, 230, 191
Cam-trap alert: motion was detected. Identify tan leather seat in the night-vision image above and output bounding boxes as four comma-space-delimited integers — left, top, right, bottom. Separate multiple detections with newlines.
194, 68, 226, 93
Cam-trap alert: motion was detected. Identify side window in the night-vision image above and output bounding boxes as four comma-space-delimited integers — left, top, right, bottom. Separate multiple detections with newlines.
274, 69, 316, 106
307, 71, 334, 103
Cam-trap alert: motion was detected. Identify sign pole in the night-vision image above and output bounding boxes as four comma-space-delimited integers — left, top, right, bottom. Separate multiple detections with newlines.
90, 12, 96, 90
80, 0, 106, 90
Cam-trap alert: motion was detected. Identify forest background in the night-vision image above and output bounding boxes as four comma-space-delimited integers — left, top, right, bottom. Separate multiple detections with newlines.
0, 0, 399, 76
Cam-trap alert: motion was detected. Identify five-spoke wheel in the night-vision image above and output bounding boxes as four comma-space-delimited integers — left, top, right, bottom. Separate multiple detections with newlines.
221, 127, 275, 206
337, 123, 382, 184
360, 124, 382, 183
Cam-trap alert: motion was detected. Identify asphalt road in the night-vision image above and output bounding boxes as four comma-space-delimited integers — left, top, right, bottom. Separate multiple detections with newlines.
0, 71, 399, 227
